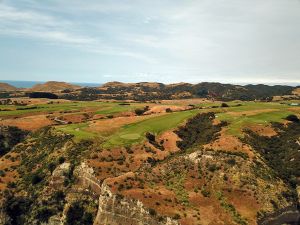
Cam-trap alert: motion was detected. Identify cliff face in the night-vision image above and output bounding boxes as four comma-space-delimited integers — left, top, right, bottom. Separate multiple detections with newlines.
74, 163, 178, 225
93, 182, 178, 225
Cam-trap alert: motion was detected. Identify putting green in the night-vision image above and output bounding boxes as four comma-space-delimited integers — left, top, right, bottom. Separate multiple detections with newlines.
120, 133, 141, 140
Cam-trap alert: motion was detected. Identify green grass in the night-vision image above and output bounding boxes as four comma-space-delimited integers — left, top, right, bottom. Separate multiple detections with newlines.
217, 103, 294, 137
56, 123, 97, 140
102, 109, 200, 148
0, 101, 145, 117
95, 103, 143, 115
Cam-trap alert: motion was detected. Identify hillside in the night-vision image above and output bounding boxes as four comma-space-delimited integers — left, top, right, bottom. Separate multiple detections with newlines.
0, 99, 299, 225
29, 81, 81, 92
0, 83, 17, 91
93, 82, 295, 101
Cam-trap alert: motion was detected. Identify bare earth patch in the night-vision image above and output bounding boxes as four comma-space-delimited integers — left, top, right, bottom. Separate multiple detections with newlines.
204, 128, 254, 158
248, 124, 277, 137
144, 105, 191, 114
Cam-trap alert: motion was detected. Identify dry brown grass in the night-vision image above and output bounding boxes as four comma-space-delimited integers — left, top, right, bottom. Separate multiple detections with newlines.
0, 115, 53, 130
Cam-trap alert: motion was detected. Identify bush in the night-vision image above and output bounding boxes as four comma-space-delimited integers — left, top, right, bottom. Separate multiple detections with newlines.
4, 194, 32, 225
58, 156, 65, 164
286, 114, 299, 122
145, 132, 155, 142
173, 213, 181, 219
149, 208, 157, 216
135, 108, 145, 116
221, 103, 229, 107
201, 188, 211, 197
226, 158, 236, 165
36, 206, 54, 223
31, 173, 43, 185
48, 162, 56, 173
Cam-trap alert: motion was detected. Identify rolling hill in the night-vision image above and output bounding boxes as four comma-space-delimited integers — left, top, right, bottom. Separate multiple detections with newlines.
29, 81, 81, 92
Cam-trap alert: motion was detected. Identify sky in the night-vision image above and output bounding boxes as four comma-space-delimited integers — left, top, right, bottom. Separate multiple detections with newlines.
0, 0, 300, 85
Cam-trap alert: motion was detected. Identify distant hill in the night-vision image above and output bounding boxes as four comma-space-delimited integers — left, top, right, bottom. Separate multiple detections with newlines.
29, 81, 81, 92
0, 82, 17, 91
94, 81, 295, 101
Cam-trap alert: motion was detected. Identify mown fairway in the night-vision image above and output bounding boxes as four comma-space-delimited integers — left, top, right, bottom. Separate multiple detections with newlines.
215, 101, 299, 136
0, 101, 145, 117
103, 109, 200, 147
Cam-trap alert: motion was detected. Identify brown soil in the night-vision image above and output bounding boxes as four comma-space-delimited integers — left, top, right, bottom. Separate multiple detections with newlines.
158, 131, 180, 152
204, 128, 254, 158
0, 152, 20, 190
248, 124, 277, 137
143, 105, 190, 114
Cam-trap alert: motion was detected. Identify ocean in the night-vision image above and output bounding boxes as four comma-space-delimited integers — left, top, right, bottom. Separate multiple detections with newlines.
0, 80, 102, 88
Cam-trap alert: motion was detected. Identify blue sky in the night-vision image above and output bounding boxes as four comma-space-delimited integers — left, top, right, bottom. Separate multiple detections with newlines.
0, 0, 300, 84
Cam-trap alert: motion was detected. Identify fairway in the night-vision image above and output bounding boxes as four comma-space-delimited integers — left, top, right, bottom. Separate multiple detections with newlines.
0, 101, 147, 117
103, 109, 200, 148
216, 102, 299, 136
56, 123, 97, 140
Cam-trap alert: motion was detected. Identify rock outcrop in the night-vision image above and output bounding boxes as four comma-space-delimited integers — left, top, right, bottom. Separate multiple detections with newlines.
93, 182, 179, 225
74, 163, 179, 225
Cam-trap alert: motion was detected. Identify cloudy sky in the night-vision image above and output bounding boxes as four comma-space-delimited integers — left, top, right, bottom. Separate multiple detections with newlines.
0, 0, 300, 84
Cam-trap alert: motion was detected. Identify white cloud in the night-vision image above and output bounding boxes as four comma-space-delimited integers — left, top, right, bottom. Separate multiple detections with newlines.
1, 0, 300, 83
0, 2, 154, 61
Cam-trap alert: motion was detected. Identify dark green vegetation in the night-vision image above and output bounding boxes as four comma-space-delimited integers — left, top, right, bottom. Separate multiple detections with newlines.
3, 81, 295, 101
66, 201, 94, 225
244, 120, 300, 188
28, 92, 58, 99
175, 112, 226, 150
0, 126, 28, 156
1, 127, 98, 225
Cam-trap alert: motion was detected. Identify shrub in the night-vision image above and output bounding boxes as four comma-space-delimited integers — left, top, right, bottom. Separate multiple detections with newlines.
226, 158, 236, 165
286, 114, 299, 122
149, 208, 157, 216
221, 103, 229, 107
135, 108, 145, 115
31, 173, 43, 185
66, 202, 83, 225
201, 188, 211, 197
207, 163, 220, 172
145, 132, 155, 142
48, 162, 56, 173
36, 206, 54, 223
173, 213, 181, 219
58, 156, 65, 164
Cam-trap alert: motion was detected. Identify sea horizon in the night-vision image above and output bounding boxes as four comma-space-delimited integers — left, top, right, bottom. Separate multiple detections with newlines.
0, 79, 299, 88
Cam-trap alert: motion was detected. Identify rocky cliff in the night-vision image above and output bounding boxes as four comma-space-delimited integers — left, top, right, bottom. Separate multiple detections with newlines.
93, 182, 179, 225
75, 163, 179, 225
